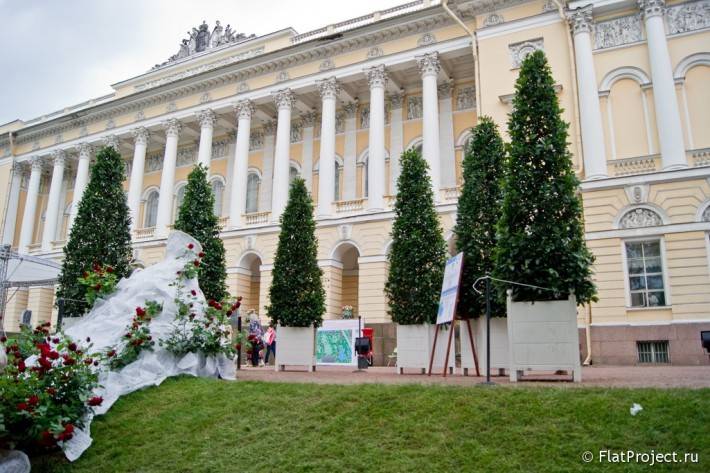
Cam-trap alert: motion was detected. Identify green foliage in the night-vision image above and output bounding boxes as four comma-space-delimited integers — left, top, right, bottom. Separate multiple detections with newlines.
494, 50, 596, 303
267, 178, 325, 327
454, 117, 507, 318
77, 264, 119, 309
174, 164, 227, 302
106, 301, 162, 370
0, 324, 101, 452
385, 149, 446, 325
57, 146, 133, 317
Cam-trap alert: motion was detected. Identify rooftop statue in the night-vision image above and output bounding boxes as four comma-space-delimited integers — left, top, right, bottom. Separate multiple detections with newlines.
152, 21, 255, 70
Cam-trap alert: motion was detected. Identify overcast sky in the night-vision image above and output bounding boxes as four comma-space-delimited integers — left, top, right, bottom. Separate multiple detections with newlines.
0, 0, 405, 125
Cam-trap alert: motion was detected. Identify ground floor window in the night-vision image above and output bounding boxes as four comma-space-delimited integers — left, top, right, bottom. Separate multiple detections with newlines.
625, 240, 666, 308
637, 340, 670, 363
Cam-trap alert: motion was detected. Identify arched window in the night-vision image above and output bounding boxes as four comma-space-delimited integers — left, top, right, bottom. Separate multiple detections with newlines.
246, 172, 260, 213
144, 190, 159, 228
358, 153, 369, 198
174, 184, 187, 221
211, 178, 225, 216
289, 165, 300, 184
334, 161, 342, 201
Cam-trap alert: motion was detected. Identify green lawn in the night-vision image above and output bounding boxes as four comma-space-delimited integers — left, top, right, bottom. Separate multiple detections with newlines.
35, 377, 708, 472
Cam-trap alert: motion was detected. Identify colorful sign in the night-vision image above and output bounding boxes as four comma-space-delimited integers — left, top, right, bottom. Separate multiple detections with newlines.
436, 252, 464, 325
315, 319, 361, 365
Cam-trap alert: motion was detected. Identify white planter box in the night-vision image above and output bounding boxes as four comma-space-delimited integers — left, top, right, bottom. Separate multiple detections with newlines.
506, 294, 582, 382
460, 317, 509, 376
396, 323, 455, 375
275, 325, 316, 372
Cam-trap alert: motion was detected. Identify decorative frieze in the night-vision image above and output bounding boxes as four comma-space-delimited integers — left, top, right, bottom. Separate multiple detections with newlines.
542, 0, 557, 13
167, 101, 177, 112
263, 120, 277, 136
176, 145, 197, 167
417, 32, 436, 46
319, 58, 335, 71
594, 14, 644, 50
389, 92, 404, 109
106, 119, 115, 130
135, 110, 145, 121
342, 102, 358, 119
456, 86, 476, 110
619, 208, 663, 228
249, 131, 264, 151
211, 138, 230, 159
624, 184, 650, 204
367, 46, 383, 58
199, 92, 211, 104
79, 126, 88, 138
666, 1, 710, 35
145, 151, 163, 172
300, 111, 318, 128
407, 96, 423, 120
483, 12, 504, 26
508, 38, 544, 68
237, 82, 250, 92
276, 70, 290, 82
437, 81, 453, 99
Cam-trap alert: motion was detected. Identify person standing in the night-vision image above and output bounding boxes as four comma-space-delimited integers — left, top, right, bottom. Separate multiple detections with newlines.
247, 311, 264, 367
264, 324, 276, 365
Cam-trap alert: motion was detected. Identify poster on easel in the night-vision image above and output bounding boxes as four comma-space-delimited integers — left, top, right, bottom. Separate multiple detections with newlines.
436, 252, 464, 325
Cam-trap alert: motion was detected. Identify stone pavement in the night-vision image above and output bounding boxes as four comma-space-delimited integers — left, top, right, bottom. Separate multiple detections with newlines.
235, 364, 710, 389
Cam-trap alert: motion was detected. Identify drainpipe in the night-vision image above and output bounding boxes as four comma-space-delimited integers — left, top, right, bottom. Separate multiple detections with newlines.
441, 0, 483, 118
551, 0, 584, 173
583, 303, 593, 365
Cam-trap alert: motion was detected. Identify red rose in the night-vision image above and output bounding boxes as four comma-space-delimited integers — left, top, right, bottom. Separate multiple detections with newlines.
94, 360, 99, 366
94, 283, 102, 290
191, 290, 197, 296
64, 424, 75, 434
107, 349, 116, 357
0, 336, 6, 343
17, 402, 29, 411
125, 333, 132, 338
82, 271, 89, 278
235, 344, 242, 350
136, 307, 146, 317
88, 396, 103, 406
17, 360, 26, 372
48, 351, 59, 360
226, 310, 233, 317
176, 271, 182, 275
46, 387, 57, 396
92, 262, 100, 271
52, 337, 60, 343
68, 342, 77, 352
84, 358, 93, 365
86, 336, 91, 342
39, 430, 56, 447
193, 260, 200, 267
198, 252, 205, 258
28, 395, 40, 406
63, 356, 76, 366
57, 423, 75, 441
39, 357, 52, 369
106, 266, 114, 273
187, 243, 194, 249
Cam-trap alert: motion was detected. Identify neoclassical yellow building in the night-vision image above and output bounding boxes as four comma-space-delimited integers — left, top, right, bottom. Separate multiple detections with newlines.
1, 0, 709, 365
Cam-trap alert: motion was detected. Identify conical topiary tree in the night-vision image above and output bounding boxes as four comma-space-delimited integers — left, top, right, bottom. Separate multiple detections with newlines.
57, 146, 133, 317
385, 149, 446, 325
174, 164, 227, 302
494, 50, 596, 303
266, 177, 325, 327
454, 117, 506, 318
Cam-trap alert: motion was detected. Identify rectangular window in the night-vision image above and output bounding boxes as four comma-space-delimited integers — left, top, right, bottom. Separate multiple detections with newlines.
637, 341, 670, 363
625, 240, 666, 308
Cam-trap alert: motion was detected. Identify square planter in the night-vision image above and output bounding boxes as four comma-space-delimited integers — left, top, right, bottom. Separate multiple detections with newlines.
275, 325, 316, 372
506, 293, 582, 382
396, 323, 455, 375
460, 317, 509, 376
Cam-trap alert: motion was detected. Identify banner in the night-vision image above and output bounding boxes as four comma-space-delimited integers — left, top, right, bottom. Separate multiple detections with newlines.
436, 252, 463, 325
315, 319, 361, 365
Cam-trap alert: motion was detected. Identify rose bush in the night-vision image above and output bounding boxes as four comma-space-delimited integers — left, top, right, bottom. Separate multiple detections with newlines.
77, 263, 119, 308
106, 300, 162, 370
0, 324, 101, 452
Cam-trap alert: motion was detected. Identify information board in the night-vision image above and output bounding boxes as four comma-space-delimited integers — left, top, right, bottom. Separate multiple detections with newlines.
315, 319, 361, 365
436, 252, 464, 325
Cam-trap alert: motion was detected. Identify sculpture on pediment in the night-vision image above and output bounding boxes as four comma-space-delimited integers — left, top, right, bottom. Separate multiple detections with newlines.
619, 208, 663, 229
153, 21, 256, 70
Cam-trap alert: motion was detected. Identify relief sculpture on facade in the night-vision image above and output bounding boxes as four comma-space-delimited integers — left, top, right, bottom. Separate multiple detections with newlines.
594, 14, 643, 50
665, 1, 710, 35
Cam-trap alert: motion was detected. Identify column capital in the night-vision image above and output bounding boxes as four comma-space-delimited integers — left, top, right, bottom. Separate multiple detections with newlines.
131, 127, 150, 146
273, 88, 295, 110
300, 110, 318, 128
163, 118, 182, 138
365, 65, 388, 89
416, 52, 440, 78
388, 91, 405, 109
317, 77, 340, 100
76, 142, 93, 158
638, 0, 665, 20
234, 100, 254, 120
342, 101, 358, 119
196, 109, 216, 129
29, 156, 44, 172
263, 119, 277, 135
103, 134, 119, 150
567, 5, 594, 35
51, 149, 66, 167
11, 159, 26, 175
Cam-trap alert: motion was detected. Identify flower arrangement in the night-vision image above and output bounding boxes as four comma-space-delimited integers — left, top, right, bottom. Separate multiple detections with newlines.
106, 300, 162, 370
0, 324, 101, 452
77, 263, 118, 308
341, 305, 354, 319
161, 243, 240, 359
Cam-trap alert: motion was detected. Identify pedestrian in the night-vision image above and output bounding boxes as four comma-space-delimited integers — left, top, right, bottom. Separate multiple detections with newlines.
247, 310, 264, 367
264, 323, 276, 365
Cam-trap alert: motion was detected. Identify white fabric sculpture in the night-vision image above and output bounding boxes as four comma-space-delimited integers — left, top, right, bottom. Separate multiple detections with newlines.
62, 231, 235, 461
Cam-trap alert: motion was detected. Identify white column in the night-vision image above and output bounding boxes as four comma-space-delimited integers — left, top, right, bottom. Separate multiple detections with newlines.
271, 89, 295, 221
41, 150, 66, 251
126, 129, 149, 231
366, 65, 387, 210
156, 119, 181, 236
317, 78, 339, 217
68, 142, 92, 230
19, 158, 43, 253
259, 121, 276, 211
438, 81, 456, 188
2, 161, 24, 245
196, 109, 216, 170
417, 52, 442, 199
230, 100, 253, 228
342, 102, 358, 201
639, 0, 687, 170
301, 111, 317, 192
388, 92, 405, 195
567, 6, 609, 179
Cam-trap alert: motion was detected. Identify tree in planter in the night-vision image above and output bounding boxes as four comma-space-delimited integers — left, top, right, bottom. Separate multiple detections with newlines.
57, 146, 133, 317
266, 177, 325, 327
174, 164, 227, 302
494, 50, 596, 303
454, 117, 506, 318
385, 149, 446, 325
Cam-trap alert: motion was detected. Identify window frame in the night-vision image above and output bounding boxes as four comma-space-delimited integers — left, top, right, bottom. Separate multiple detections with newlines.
621, 237, 671, 309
